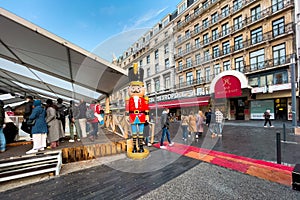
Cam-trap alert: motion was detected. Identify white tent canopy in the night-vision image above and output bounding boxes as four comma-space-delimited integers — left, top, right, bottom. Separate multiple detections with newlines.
0, 8, 128, 106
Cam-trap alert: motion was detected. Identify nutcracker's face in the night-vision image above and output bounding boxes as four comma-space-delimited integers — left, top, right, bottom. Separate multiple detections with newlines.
128, 84, 145, 97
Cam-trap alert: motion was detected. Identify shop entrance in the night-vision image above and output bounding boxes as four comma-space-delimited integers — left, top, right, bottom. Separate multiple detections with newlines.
275, 98, 287, 120
235, 98, 247, 120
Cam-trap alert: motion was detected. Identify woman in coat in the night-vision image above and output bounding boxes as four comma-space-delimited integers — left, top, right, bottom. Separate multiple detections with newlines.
26, 100, 48, 154
188, 111, 197, 138
196, 110, 205, 138
46, 99, 63, 148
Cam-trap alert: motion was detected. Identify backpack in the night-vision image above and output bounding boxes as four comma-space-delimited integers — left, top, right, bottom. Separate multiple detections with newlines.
86, 108, 95, 120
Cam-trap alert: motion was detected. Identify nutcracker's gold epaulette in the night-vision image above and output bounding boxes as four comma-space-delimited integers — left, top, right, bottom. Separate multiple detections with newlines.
144, 96, 149, 100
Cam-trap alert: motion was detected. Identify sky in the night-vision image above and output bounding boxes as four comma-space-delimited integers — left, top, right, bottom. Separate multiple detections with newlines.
0, 0, 178, 61
0, 0, 179, 104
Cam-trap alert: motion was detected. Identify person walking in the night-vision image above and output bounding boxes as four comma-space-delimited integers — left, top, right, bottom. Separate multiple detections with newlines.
160, 108, 174, 149
205, 108, 212, 127
78, 99, 87, 138
26, 100, 47, 154
87, 101, 99, 141
181, 111, 189, 141
188, 111, 197, 138
214, 108, 224, 137
0, 100, 6, 153
45, 99, 63, 149
263, 109, 274, 127
196, 110, 205, 138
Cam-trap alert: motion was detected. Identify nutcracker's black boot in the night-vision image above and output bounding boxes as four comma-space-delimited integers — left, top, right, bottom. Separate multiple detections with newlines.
138, 137, 144, 153
132, 136, 138, 153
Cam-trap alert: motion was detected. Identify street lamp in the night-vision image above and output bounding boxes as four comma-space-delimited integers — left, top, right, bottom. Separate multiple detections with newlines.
291, 53, 297, 127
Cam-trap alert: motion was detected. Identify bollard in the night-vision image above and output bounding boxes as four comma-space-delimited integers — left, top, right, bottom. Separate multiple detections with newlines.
283, 123, 286, 142
276, 132, 281, 164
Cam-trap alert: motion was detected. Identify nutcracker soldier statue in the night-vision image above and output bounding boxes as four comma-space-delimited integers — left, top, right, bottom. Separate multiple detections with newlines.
126, 63, 150, 159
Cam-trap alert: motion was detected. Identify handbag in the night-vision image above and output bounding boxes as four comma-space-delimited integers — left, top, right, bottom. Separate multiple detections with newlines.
26, 119, 36, 126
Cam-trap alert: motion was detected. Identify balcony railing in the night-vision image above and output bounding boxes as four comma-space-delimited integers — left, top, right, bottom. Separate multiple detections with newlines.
174, 0, 293, 47
244, 54, 291, 74
175, 22, 294, 63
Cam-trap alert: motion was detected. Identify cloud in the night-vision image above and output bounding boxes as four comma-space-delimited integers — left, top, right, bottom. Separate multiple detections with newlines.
122, 7, 167, 32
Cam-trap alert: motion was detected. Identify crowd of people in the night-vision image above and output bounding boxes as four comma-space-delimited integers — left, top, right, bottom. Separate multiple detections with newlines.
0, 96, 103, 154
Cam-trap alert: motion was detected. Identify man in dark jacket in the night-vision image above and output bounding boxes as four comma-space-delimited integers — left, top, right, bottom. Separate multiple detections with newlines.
56, 98, 67, 132
159, 108, 174, 149
0, 100, 6, 152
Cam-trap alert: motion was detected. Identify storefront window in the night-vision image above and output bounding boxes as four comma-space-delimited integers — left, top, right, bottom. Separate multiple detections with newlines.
274, 71, 288, 84
267, 74, 273, 85
249, 77, 258, 87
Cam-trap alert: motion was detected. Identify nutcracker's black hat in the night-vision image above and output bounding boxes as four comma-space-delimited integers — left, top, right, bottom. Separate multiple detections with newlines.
128, 63, 144, 86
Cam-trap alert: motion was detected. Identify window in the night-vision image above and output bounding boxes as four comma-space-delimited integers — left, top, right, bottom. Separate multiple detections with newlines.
185, 14, 190, 22
203, 18, 209, 29
203, 33, 209, 45
272, 0, 284, 13
251, 5, 261, 22
185, 30, 190, 39
213, 45, 219, 58
222, 23, 229, 36
147, 55, 150, 64
223, 60, 231, 71
214, 64, 220, 75
178, 61, 183, 71
178, 1, 187, 14
205, 67, 211, 82
274, 71, 288, 84
195, 38, 200, 49
155, 64, 159, 73
234, 35, 243, 50
222, 41, 230, 55
273, 43, 286, 66
179, 76, 184, 87
203, 0, 208, 9
178, 47, 182, 56
249, 77, 259, 87
235, 57, 244, 72
194, 7, 200, 15
212, 28, 218, 41
234, 15, 243, 31
194, 23, 200, 34
139, 60, 143, 67
233, 0, 243, 12
221, 6, 229, 18
211, 12, 218, 24
196, 70, 202, 84
177, 35, 182, 43
147, 68, 150, 77
186, 72, 193, 85
204, 50, 210, 61
155, 50, 159, 60
273, 17, 285, 37
164, 76, 170, 89
146, 82, 151, 93
165, 58, 170, 69
164, 44, 169, 54
195, 53, 201, 65
186, 43, 191, 53
251, 27, 263, 44
155, 79, 160, 91
250, 49, 265, 70
186, 57, 192, 68
197, 88, 205, 96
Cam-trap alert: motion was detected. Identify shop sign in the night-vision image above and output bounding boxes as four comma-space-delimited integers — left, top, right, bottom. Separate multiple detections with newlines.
149, 90, 195, 103
215, 75, 242, 99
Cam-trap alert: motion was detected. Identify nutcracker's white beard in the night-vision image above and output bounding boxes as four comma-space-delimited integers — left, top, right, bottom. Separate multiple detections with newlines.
133, 96, 139, 109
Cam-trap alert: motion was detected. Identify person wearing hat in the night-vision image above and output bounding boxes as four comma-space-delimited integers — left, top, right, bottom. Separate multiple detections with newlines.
26, 100, 48, 154
126, 63, 149, 153
0, 100, 6, 152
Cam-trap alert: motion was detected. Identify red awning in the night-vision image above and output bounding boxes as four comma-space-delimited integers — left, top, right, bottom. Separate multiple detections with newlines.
148, 96, 210, 109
